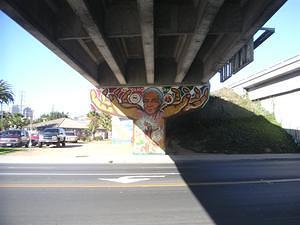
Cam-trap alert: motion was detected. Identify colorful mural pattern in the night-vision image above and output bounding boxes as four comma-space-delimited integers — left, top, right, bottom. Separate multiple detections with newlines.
90, 84, 210, 154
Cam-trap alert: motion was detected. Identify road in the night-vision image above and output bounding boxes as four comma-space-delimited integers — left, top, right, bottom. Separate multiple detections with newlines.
0, 159, 300, 225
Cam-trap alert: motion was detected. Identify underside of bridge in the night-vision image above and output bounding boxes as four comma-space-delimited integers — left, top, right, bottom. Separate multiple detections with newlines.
0, 0, 286, 88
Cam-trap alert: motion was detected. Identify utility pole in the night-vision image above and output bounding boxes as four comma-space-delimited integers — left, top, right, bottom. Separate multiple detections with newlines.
30, 110, 34, 131
20, 91, 25, 114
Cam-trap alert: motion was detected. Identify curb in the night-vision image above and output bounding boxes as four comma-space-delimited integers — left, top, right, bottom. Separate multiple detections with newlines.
0, 153, 300, 164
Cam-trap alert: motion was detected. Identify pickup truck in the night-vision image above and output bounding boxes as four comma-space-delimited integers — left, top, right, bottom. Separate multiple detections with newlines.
38, 128, 66, 148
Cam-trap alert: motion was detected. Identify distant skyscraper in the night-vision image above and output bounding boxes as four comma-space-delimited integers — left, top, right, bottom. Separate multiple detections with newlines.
12, 105, 20, 114
23, 107, 33, 119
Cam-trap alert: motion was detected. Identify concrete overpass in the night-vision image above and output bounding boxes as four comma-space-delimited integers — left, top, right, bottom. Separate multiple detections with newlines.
0, 0, 286, 87
0, 0, 287, 154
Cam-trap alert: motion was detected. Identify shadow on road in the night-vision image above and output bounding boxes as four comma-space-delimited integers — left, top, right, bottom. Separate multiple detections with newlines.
63, 143, 84, 148
166, 96, 300, 225
168, 158, 300, 225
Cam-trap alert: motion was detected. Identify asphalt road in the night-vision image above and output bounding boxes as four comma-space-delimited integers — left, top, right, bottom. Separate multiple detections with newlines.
0, 159, 300, 225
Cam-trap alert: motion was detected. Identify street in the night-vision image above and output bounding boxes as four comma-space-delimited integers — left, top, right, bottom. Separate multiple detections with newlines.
0, 159, 300, 225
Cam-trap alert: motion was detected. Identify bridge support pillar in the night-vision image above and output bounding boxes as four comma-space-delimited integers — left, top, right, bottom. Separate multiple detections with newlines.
90, 84, 210, 154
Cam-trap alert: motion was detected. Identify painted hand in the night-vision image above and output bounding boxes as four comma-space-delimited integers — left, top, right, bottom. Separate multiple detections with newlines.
185, 87, 209, 111
90, 89, 126, 117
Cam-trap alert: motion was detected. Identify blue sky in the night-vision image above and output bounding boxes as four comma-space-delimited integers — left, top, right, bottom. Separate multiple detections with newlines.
0, 11, 94, 118
1, 0, 300, 118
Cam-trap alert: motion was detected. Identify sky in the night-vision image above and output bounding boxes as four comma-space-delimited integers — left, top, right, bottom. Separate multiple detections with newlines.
1, 0, 300, 119
0, 10, 94, 119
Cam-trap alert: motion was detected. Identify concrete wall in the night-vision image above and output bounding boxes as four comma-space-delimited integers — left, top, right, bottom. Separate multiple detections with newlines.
246, 71, 300, 101
259, 91, 300, 143
111, 116, 133, 144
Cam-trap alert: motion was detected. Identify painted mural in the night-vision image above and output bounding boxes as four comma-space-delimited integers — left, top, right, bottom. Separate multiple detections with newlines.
90, 84, 210, 154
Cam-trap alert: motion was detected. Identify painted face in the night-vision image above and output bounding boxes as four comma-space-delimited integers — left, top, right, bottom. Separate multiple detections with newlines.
143, 91, 161, 115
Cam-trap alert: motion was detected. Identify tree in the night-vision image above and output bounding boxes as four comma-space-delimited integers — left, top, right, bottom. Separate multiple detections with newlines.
0, 80, 14, 130
10, 113, 30, 128
0, 112, 12, 130
0, 80, 14, 105
0, 112, 30, 130
87, 111, 112, 140
87, 111, 101, 140
46, 111, 69, 120
34, 111, 69, 123
99, 112, 112, 131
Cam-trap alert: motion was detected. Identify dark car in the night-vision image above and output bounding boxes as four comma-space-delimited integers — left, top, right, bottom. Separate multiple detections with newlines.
38, 128, 66, 148
0, 129, 30, 147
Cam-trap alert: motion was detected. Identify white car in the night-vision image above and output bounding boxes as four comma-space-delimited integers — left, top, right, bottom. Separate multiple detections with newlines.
65, 131, 79, 143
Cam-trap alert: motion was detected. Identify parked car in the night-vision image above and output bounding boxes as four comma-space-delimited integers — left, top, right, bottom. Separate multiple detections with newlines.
65, 131, 79, 143
38, 128, 66, 148
30, 130, 39, 146
0, 129, 30, 147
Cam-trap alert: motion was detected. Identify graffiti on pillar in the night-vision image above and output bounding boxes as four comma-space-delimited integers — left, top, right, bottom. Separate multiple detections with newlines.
90, 84, 210, 154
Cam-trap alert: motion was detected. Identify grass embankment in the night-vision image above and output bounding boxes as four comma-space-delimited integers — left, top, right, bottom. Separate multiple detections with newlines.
167, 88, 299, 154
0, 148, 22, 155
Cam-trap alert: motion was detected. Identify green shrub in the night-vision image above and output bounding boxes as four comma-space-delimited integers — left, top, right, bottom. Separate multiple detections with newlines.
94, 136, 104, 141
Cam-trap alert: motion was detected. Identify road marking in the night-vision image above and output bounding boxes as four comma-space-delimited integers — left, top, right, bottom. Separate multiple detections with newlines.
99, 175, 166, 184
6, 167, 55, 169
0, 172, 179, 176
140, 166, 177, 169
188, 178, 300, 186
0, 183, 185, 188
1, 178, 300, 189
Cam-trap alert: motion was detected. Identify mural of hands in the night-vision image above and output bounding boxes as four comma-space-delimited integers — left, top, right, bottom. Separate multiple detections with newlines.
185, 87, 209, 111
90, 89, 126, 117
91, 84, 210, 154
163, 87, 190, 108
170, 87, 181, 103
90, 89, 112, 112
110, 88, 132, 104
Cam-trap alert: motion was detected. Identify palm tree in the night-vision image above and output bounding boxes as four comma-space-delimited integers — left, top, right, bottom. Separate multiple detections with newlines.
0, 79, 14, 105
0, 80, 14, 130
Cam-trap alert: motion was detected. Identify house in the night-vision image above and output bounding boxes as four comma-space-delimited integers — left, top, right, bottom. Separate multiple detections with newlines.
28, 118, 107, 139
30, 118, 86, 130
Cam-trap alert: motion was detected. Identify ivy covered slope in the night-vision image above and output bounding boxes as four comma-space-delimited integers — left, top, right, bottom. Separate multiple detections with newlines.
166, 88, 299, 154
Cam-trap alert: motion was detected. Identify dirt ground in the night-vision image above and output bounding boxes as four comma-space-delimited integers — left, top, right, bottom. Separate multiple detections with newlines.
5, 141, 133, 158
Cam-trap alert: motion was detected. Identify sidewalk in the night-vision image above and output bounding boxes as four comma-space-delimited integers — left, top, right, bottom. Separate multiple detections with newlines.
0, 142, 300, 164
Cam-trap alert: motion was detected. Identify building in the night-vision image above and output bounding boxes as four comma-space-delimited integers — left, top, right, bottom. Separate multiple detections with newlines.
30, 118, 87, 130
11, 105, 20, 114
28, 117, 107, 139
23, 107, 33, 119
